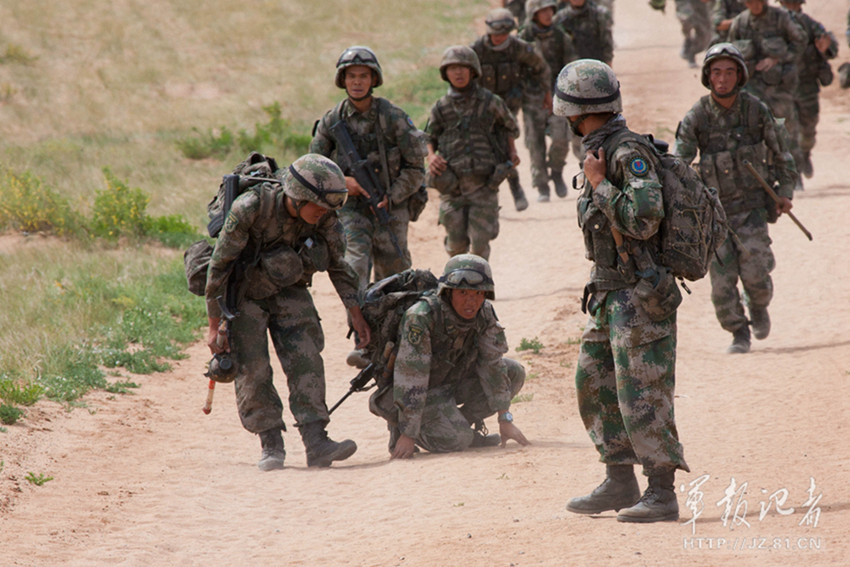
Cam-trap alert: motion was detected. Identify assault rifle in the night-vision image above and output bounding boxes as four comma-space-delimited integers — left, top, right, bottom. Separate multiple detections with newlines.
328, 120, 404, 259
202, 174, 241, 414
329, 363, 376, 415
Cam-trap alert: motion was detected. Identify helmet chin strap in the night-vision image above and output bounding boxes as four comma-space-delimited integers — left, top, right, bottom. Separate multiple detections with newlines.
568, 114, 590, 137
711, 86, 739, 99
347, 86, 374, 102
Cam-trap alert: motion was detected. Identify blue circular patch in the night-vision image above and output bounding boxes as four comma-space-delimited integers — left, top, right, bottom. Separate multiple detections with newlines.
628, 157, 649, 177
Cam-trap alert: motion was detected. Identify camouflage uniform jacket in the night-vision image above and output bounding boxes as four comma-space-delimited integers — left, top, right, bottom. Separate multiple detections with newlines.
577, 116, 665, 291
426, 84, 520, 180
674, 92, 795, 215
554, 0, 614, 65
311, 97, 427, 210
711, 0, 745, 43
518, 22, 577, 95
393, 294, 512, 439
205, 183, 359, 318
728, 6, 806, 88
470, 34, 550, 111
786, 10, 838, 93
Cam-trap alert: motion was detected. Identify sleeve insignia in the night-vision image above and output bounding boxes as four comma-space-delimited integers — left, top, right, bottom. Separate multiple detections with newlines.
406, 325, 423, 346
223, 210, 239, 233
628, 156, 649, 177
406, 116, 415, 129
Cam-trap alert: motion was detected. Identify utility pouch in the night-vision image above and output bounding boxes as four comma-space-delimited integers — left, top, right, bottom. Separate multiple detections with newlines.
634, 267, 682, 322
244, 245, 303, 299
487, 161, 514, 191
184, 239, 214, 296
407, 185, 429, 221
369, 384, 397, 423
427, 166, 460, 195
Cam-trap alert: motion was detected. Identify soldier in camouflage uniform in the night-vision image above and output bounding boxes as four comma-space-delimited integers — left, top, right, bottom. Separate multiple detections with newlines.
472, 7, 552, 212
779, 0, 838, 178
674, 43, 796, 354
728, 0, 807, 179
554, 0, 614, 163
205, 154, 372, 470
674, 0, 714, 67
711, 0, 746, 45
555, 60, 689, 523
426, 46, 520, 261
520, 0, 578, 201
378, 254, 529, 458
504, 0, 526, 23
311, 46, 428, 289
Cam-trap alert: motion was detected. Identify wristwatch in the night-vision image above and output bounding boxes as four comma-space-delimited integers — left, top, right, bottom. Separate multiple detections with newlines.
498, 411, 513, 423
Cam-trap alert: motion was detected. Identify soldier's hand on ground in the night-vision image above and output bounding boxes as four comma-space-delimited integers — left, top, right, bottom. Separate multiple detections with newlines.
349, 306, 372, 348
345, 175, 371, 198
427, 153, 448, 176
584, 148, 607, 188
776, 196, 793, 217
391, 434, 417, 459
499, 421, 530, 447
206, 318, 228, 355
755, 57, 778, 72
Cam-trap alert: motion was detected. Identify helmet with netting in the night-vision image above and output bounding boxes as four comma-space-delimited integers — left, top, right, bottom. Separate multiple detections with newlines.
525, 0, 558, 20
553, 59, 622, 117
334, 46, 383, 89
439, 45, 482, 82
282, 154, 348, 210
701, 42, 749, 89
438, 254, 495, 300
485, 8, 517, 34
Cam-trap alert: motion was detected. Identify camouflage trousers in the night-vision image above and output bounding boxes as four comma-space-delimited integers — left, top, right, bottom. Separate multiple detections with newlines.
414, 358, 525, 453
709, 208, 774, 333
230, 285, 331, 434
339, 203, 412, 289
575, 287, 689, 475
522, 100, 570, 192
675, 0, 711, 61
795, 88, 820, 155
439, 184, 500, 260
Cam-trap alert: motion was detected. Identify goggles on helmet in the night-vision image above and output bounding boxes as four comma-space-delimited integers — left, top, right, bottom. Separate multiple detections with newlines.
337, 48, 379, 67
440, 268, 494, 288
288, 165, 348, 208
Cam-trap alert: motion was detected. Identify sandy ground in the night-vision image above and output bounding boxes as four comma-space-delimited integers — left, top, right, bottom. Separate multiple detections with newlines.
2, 2, 849, 566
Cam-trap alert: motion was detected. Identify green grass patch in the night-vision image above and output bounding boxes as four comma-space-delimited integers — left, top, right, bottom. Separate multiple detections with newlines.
516, 337, 545, 354
0, 403, 24, 425
24, 472, 53, 486
511, 393, 535, 404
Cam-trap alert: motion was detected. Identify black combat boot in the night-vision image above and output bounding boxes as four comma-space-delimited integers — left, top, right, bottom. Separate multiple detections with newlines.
536, 183, 550, 203
257, 427, 286, 471
801, 152, 813, 178
508, 174, 529, 212
727, 325, 751, 354
299, 421, 357, 468
750, 306, 770, 340
617, 468, 679, 523
566, 465, 641, 515
550, 169, 568, 198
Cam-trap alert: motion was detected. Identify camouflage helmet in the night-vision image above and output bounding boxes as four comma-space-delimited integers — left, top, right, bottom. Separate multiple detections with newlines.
282, 154, 348, 210
553, 59, 622, 117
702, 42, 749, 89
438, 254, 495, 300
334, 46, 383, 89
485, 8, 517, 35
525, 0, 558, 20
439, 45, 482, 81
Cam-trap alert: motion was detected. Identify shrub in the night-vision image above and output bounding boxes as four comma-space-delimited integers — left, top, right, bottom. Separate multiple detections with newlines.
0, 168, 80, 235
90, 168, 150, 239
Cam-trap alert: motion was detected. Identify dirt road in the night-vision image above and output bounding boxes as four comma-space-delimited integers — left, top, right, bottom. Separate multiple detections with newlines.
2, 2, 849, 565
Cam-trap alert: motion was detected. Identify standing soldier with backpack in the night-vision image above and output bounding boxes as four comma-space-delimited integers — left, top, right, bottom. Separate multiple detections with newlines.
372, 254, 530, 458
472, 7, 552, 212
519, 0, 578, 202
674, 43, 796, 354
310, 46, 428, 290
426, 46, 521, 261
555, 59, 690, 523
204, 154, 372, 470
778, 0, 838, 179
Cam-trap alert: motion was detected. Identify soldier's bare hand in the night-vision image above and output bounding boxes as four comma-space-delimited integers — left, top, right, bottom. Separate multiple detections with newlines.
583, 147, 606, 188
428, 153, 448, 176
391, 434, 416, 459
349, 306, 372, 348
755, 57, 778, 72
815, 35, 832, 55
776, 196, 793, 216
510, 150, 521, 167
345, 176, 371, 198
207, 318, 228, 355
543, 91, 553, 112
499, 421, 530, 447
